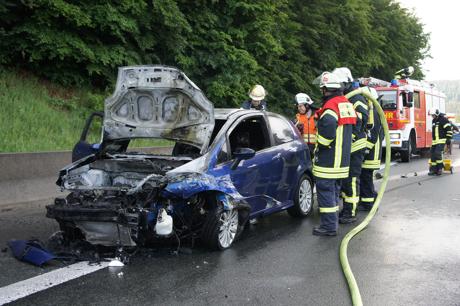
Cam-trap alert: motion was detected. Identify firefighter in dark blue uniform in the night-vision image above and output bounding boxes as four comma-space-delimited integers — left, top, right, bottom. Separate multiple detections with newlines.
359, 87, 384, 211
429, 109, 452, 175
312, 71, 357, 236
241, 84, 267, 110
332, 68, 369, 224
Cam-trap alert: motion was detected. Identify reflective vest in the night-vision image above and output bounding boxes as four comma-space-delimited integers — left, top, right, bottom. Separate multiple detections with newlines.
313, 95, 357, 179
295, 111, 316, 144
432, 116, 452, 145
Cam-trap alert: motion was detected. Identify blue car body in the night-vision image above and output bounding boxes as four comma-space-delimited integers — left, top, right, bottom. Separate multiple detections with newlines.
164, 109, 312, 219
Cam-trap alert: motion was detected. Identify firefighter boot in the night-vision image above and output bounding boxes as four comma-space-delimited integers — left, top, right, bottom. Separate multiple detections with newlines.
313, 208, 338, 236
312, 227, 337, 236
339, 204, 357, 224
428, 165, 436, 176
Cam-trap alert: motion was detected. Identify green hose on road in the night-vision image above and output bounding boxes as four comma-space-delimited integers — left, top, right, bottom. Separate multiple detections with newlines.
341, 88, 392, 306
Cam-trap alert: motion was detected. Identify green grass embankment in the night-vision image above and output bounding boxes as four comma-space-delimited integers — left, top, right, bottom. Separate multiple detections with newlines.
0, 69, 170, 153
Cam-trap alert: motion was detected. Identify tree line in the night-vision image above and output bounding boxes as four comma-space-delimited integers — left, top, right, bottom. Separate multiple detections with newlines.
0, 0, 429, 114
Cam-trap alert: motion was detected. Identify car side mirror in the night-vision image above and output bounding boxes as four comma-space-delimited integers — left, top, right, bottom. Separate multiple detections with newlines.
231, 148, 255, 170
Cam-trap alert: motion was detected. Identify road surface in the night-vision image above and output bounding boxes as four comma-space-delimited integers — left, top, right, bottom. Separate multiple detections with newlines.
1, 152, 459, 305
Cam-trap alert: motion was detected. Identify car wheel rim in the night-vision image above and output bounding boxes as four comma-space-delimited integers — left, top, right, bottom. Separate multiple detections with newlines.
218, 210, 238, 248
299, 179, 312, 213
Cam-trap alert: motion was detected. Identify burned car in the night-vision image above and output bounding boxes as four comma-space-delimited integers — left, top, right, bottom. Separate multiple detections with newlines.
46, 66, 313, 250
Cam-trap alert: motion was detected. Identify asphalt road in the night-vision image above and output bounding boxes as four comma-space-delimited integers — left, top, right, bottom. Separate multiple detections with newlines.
1, 152, 460, 305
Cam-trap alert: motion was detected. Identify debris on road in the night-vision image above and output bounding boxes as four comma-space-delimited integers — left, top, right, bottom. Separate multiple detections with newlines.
108, 258, 125, 267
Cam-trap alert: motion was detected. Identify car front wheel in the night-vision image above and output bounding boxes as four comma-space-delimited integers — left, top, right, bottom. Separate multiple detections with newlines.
201, 206, 240, 250
287, 174, 313, 218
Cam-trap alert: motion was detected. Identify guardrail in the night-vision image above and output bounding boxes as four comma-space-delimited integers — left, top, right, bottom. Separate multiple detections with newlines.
0, 147, 172, 206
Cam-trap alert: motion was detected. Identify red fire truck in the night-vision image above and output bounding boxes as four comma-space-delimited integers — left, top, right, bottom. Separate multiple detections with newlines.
360, 77, 446, 162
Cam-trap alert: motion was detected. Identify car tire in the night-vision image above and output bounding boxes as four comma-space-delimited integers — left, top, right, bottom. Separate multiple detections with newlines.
287, 174, 314, 218
201, 206, 240, 250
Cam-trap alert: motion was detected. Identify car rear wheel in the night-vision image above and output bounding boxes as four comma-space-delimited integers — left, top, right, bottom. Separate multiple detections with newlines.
287, 175, 313, 218
201, 206, 240, 250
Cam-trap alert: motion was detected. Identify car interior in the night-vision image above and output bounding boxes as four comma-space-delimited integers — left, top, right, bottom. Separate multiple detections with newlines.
229, 117, 270, 153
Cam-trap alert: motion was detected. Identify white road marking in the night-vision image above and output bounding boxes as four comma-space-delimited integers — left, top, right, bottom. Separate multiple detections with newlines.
0, 261, 110, 305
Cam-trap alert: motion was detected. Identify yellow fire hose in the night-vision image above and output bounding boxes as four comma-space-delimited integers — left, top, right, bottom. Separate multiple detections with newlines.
341, 88, 392, 306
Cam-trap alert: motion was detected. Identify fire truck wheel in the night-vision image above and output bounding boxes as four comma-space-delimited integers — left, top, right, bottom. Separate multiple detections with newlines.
401, 133, 416, 162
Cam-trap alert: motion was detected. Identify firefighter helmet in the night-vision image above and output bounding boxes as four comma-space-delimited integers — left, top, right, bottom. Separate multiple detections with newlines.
249, 84, 266, 101
429, 108, 440, 116
318, 71, 342, 89
295, 93, 314, 105
332, 67, 353, 83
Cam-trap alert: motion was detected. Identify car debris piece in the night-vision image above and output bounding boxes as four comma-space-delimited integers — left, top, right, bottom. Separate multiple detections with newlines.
108, 258, 125, 267
8, 240, 55, 266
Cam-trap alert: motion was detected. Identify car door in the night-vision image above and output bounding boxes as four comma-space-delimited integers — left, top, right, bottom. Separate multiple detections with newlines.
210, 114, 279, 216
266, 114, 308, 205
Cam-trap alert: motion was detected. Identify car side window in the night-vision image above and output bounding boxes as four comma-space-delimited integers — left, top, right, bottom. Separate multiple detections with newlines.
217, 140, 230, 164
228, 116, 270, 154
268, 115, 296, 145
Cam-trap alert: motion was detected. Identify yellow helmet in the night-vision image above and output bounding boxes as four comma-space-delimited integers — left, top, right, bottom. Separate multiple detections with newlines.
249, 84, 266, 101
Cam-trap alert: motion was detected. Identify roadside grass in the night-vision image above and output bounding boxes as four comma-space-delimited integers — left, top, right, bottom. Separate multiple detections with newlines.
0, 69, 171, 153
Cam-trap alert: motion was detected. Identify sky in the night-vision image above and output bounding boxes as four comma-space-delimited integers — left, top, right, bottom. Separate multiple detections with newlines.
397, 0, 460, 81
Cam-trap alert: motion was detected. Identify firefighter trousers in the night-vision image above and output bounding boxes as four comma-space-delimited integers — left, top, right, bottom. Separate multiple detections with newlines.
430, 144, 444, 172
359, 168, 377, 209
341, 149, 365, 217
316, 178, 341, 231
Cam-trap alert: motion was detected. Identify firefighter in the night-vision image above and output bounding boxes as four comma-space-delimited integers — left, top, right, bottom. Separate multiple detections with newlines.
359, 87, 384, 211
332, 67, 369, 224
429, 109, 453, 175
241, 84, 267, 110
294, 93, 317, 156
312, 71, 356, 236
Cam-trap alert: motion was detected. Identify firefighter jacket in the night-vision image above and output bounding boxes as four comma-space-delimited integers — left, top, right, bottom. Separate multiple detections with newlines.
346, 92, 369, 153
432, 115, 452, 145
241, 100, 267, 111
295, 110, 316, 145
313, 94, 357, 179
363, 104, 384, 170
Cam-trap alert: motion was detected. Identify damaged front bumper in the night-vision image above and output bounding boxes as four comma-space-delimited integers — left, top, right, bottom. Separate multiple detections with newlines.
46, 199, 145, 247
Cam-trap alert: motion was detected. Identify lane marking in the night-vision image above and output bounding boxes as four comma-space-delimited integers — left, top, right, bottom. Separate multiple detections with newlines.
0, 261, 109, 305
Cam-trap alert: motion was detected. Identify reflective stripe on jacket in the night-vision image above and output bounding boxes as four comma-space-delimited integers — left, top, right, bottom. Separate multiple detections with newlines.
347, 93, 369, 153
432, 115, 452, 145
363, 104, 384, 170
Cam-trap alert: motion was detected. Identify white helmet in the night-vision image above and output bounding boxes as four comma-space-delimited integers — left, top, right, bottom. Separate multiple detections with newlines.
318, 71, 342, 89
295, 93, 313, 105
362, 87, 378, 100
332, 67, 353, 83
249, 84, 266, 101
429, 108, 440, 116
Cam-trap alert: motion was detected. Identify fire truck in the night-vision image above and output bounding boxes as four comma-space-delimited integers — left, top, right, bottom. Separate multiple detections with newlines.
360, 75, 446, 162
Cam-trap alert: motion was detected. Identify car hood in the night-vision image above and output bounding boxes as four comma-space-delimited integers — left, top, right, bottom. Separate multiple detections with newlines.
103, 66, 214, 152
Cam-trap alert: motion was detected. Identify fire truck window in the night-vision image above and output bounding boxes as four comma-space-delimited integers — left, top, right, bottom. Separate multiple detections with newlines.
413, 92, 420, 108
378, 91, 397, 110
